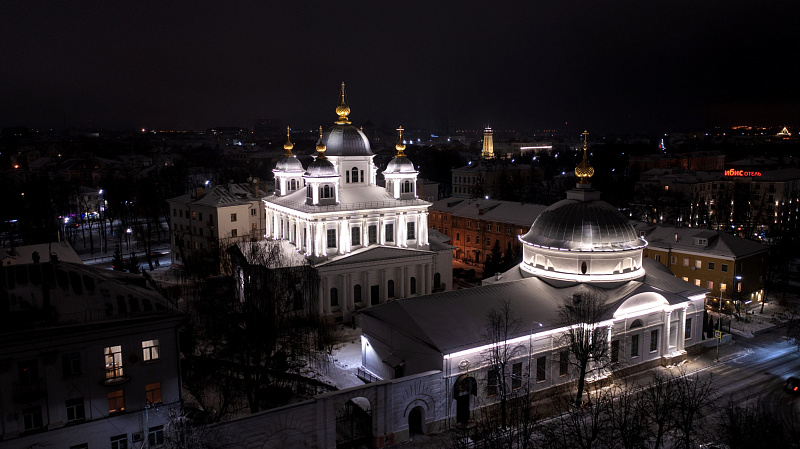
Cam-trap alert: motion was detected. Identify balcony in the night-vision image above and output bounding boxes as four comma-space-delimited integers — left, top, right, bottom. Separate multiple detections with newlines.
13, 379, 46, 402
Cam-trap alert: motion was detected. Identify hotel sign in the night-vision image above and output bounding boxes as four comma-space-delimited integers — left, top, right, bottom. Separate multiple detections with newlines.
724, 169, 761, 177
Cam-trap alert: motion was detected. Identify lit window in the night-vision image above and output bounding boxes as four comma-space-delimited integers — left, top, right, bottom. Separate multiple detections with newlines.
683, 258, 689, 267
695, 279, 701, 286
707, 281, 714, 290
108, 390, 125, 413
695, 260, 702, 269
142, 340, 160, 362
720, 283, 727, 291
145, 382, 162, 405
104, 346, 123, 379
682, 277, 689, 282
737, 283, 742, 292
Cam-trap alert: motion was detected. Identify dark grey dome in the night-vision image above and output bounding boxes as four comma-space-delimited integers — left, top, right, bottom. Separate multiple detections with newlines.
274, 155, 304, 172
323, 125, 373, 156
521, 198, 644, 251
304, 157, 338, 178
384, 156, 416, 174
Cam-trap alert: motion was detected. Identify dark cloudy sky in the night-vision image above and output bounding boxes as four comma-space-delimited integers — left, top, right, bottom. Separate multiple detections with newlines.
2, 1, 798, 133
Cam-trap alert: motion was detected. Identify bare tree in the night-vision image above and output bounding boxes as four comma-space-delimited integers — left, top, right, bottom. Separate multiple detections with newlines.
671, 369, 715, 449
557, 291, 613, 407
602, 381, 649, 449
482, 299, 523, 430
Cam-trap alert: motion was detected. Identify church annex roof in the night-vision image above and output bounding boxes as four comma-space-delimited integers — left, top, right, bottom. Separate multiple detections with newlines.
316, 246, 435, 268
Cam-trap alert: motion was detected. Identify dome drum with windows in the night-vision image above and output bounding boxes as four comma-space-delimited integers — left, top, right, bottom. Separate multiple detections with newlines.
519, 131, 647, 284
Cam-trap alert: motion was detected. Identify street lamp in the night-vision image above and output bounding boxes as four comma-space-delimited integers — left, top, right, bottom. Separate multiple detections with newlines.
126, 228, 132, 252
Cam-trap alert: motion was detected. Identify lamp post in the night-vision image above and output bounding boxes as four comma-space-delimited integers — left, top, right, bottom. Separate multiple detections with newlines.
528, 321, 544, 395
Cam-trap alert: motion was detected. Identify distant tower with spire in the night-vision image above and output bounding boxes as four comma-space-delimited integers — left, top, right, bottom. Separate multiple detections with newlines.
481, 126, 494, 160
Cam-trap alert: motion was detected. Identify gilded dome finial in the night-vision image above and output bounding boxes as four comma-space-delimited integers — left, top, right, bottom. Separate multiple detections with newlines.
395, 126, 406, 157
335, 82, 351, 125
316, 126, 327, 160
575, 130, 594, 184
283, 126, 294, 156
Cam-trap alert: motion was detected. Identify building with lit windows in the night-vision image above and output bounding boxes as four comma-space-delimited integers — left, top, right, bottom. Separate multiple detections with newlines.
260, 84, 452, 323
0, 261, 182, 449
635, 223, 768, 311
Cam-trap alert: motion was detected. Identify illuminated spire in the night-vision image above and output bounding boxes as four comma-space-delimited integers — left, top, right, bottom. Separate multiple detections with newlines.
574, 130, 594, 184
481, 126, 494, 159
315, 126, 327, 159
395, 126, 407, 157
335, 82, 351, 125
283, 126, 294, 156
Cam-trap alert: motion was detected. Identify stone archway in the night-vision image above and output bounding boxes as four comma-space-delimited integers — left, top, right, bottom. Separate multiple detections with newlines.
408, 406, 424, 435
453, 374, 477, 425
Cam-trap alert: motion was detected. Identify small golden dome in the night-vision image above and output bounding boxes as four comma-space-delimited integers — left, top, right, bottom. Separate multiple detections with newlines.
283, 126, 294, 156
315, 126, 328, 159
575, 130, 594, 183
335, 82, 351, 125
395, 126, 406, 157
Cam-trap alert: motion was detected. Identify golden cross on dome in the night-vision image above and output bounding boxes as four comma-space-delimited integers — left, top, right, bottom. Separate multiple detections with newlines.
395, 126, 406, 157
316, 126, 327, 159
335, 82, 351, 125
575, 130, 594, 183
283, 126, 294, 156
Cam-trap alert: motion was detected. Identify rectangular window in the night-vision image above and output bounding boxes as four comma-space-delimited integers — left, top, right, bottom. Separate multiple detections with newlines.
199, 212, 202, 221
351, 227, 361, 246
104, 345, 123, 379
650, 330, 659, 352
327, 229, 336, 248
110, 434, 128, 449
108, 390, 125, 413
179, 210, 183, 218
611, 340, 619, 363
695, 279, 701, 286
467, 221, 472, 228
487, 368, 499, 396
369, 225, 378, 244
707, 281, 714, 290
149, 425, 165, 447
695, 260, 702, 269
685, 318, 692, 339
191, 211, 196, 220
536, 356, 547, 382
384, 224, 393, 242
22, 406, 43, 431
230, 213, 237, 222
654, 254, 661, 262
670, 256, 677, 265
631, 334, 639, 358
231, 229, 238, 237
360, 170, 364, 183
172, 208, 176, 217
720, 283, 727, 292
721, 264, 728, 272
346, 171, 350, 183
61, 352, 81, 377
737, 283, 742, 292
407, 222, 415, 240
683, 258, 689, 267
682, 277, 689, 282
559, 351, 569, 376
512, 362, 522, 390
708, 262, 715, 270
142, 340, 160, 362
145, 382, 162, 405
66, 397, 85, 422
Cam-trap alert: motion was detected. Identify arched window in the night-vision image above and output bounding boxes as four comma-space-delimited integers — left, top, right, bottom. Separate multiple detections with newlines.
581, 261, 588, 274
330, 288, 339, 307
354, 284, 362, 303
322, 185, 330, 198
351, 167, 359, 183
434, 273, 441, 289
629, 319, 644, 329
388, 280, 395, 298
402, 180, 412, 193
410, 277, 417, 294
456, 233, 460, 242
307, 185, 312, 198
290, 179, 296, 190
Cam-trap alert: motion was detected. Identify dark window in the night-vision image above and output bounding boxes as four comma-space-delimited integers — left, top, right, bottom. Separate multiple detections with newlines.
388, 280, 395, 298
149, 425, 165, 447
487, 368, 499, 396
512, 362, 522, 390
434, 273, 441, 289
559, 351, 569, 376
66, 397, 85, 422
536, 356, 547, 382
410, 277, 417, 294
369, 226, 378, 244
650, 330, 658, 352
327, 229, 336, 248
354, 284, 362, 303
360, 170, 364, 182
685, 318, 692, 339
611, 340, 619, 363
330, 288, 339, 307
371, 285, 379, 306
385, 224, 393, 242
22, 406, 43, 431
351, 227, 360, 246
407, 222, 415, 240
110, 434, 127, 449
708, 262, 715, 270
631, 335, 639, 358
62, 352, 81, 377
231, 213, 237, 222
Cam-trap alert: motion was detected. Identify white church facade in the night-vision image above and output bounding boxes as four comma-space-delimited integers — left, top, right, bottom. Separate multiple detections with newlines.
261, 84, 452, 322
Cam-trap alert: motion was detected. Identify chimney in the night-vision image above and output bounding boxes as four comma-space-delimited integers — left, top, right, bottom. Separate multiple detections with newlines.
251, 177, 260, 197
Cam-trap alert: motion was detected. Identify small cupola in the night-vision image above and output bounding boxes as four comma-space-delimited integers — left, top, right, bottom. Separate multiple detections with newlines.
383, 126, 419, 200
303, 126, 340, 206
273, 126, 305, 196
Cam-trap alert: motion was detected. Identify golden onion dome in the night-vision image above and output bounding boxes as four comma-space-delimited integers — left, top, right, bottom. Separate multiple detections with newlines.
315, 126, 328, 159
575, 130, 594, 183
395, 126, 406, 157
283, 126, 294, 156
335, 82, 351, 125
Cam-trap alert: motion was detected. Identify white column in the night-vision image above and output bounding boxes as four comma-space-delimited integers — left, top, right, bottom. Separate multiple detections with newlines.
344, 273, 352, 311
312, 183, 319, 205
677, 308, 686, 352
398, 266, 405, 298
420, 264, 427, 295
380, 269, 387, 303
663, 310, 672, 356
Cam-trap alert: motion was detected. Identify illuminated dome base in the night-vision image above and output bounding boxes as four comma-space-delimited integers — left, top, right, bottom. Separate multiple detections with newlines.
519, 244, 645, 285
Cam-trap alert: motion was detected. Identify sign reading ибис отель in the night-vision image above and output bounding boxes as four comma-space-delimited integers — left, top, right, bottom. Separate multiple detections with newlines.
724, 169, 762, 177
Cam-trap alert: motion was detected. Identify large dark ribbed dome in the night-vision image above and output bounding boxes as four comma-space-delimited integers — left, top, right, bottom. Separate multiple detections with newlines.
323, 125, 373, 157
521, 198, 644, 251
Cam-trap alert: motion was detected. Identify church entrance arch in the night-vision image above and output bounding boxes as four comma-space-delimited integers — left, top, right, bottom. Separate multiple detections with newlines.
335, 397, 372, 448
453, 374, 477, 425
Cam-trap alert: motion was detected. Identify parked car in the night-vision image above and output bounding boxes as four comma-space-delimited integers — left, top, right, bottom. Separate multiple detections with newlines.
784, 376, 800, 393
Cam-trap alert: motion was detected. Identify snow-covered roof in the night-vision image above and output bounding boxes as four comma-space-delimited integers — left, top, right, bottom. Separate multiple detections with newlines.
431, 197, 547, 228
264, 185, 430, 213
634, 222, 768, 259
0, 241, 82, 266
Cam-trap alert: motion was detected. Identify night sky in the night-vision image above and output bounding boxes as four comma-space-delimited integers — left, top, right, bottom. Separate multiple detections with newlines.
2, 1, 798, 133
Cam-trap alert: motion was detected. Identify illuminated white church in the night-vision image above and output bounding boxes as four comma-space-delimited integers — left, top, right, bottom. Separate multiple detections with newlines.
262, 84, 452, 323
